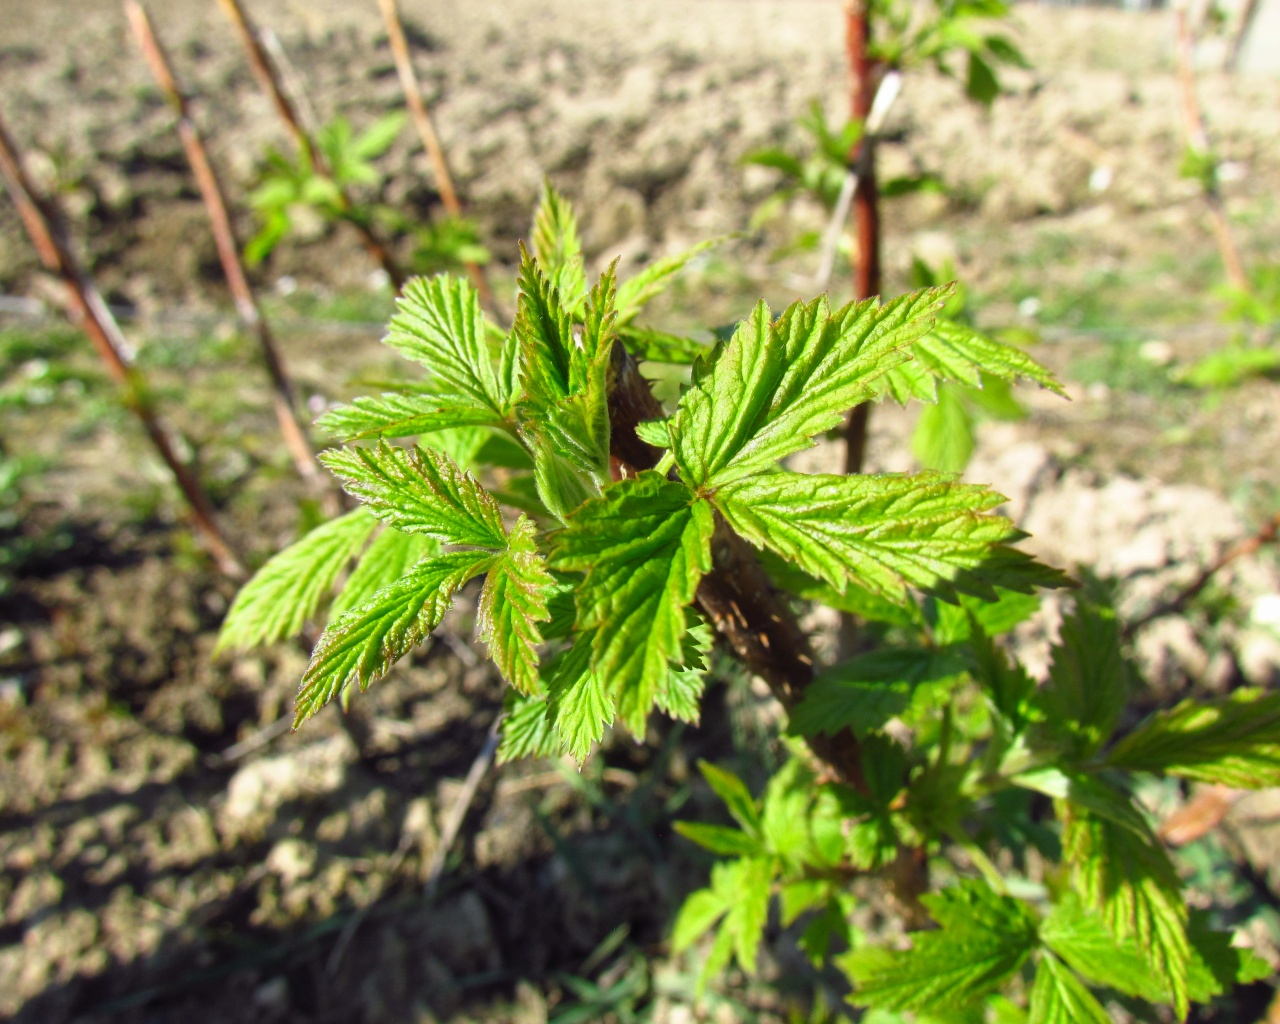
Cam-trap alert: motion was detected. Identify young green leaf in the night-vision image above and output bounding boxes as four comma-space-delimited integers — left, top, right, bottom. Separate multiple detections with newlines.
329, 527, 438, 618
1014, 769, 1152, 838
673, 822, 764, 858
715, 470, 1069, 605
544, 635, 615, 763
1185, 910, 1273, 1001
1038, 894, 1166, 1003
1106, 690, 1280, 788
1027, 954, 1112, 1024
654, 613, 713, 724
477, 516, 555, 695
788, 647, 966, 738
217, 508, 378, 653
697, 760, 763, 837
633, 418, 673, 448
671, 288, 948, 488
967, 618, 1035, 726
295, 550, 495, 727
384, 274, 511, 415
316, 391, 500, 442
497, 690, 559, 764
551, 473, 714, 735
672, 883, 733, 955
1042, 600, 1128, 757
515, 253, 616, 506
614, 239, 717, 325
673, 857, 772, 988
321, 441, 507, 549
842, 881, 1038, 1014
530, 180, 587, 312
932, 588, 1040, 645
618, 327, 708, 365
880, 319, 1065, 405
912, 382, 976, 472
1060, 805, 1190, 1017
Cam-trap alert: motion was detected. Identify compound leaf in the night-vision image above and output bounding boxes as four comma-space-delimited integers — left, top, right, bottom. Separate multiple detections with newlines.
218, 508, 378, 653
478, 516, 555, 695
1060, 805, 1191, 1017
295, 550, 495, 726
716, 470, 1069, 605
1039, 893, 1165, 1002
321, 441, 507, 549
544, 633, 615, 763
843, 880, 1038, 1013
551, 472, 714, 735
788, 647, 967, 738
672, 288, 948, 488
330, 527, 438, 618
497, 690, 558, 764
1107, 690, 1280, 788
531, 180, 587, 312
384, 274, 509, 415
1028, 954, 1112, 1024
1043, 600, 1128, 757
615, 239, 718, 325
316, 392, 500, 442
880, 319, 1065, 405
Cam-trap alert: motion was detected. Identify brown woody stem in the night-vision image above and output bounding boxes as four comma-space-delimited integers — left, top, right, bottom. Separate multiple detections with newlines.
842, 1, 882, 478
0, 111, 245, 578
1123, 507, 1280, 639
377, 0, 493, 308
1173, 8, 1250, 293
214, 0, 408, 290
125, 1, 333, 503
606, 343, 868, 794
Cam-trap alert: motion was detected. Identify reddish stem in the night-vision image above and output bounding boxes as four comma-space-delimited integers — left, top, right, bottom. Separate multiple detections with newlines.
0, 112, 244, 578
214, 0, 407, 290
377, 0, 493, 308
1173, 8, 1250, 294
842, 1, 882, 476
125, 1, 328, 498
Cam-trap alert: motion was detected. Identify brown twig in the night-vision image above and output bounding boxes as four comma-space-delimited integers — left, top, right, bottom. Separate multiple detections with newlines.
1123, 508, 1280, 638
214, 0, 408, 290
1173, 7, 1250, 293
606, 342, 868, 795
1226, 0, 1261, 73
125, 1, 328, 498
842, 0, 883, 478
377, 0, 492, 307
0, 111, 244, 578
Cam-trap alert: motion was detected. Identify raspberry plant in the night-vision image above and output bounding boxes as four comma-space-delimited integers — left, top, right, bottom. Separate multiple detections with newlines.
219, 187, 1276, 1019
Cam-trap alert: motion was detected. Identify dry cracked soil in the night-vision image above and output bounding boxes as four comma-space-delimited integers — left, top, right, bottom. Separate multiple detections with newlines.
1, 1, 1279, 1021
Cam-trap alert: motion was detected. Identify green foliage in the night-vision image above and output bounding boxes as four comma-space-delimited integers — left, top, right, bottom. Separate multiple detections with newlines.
870, 0, 1030, 104
246, 111, 489, 273
670, 288, 947, 487
1107, 690, 1280, 788
221, 189, 1273, 1022
247, 112, 406, 264
842, 881, 1038, 1013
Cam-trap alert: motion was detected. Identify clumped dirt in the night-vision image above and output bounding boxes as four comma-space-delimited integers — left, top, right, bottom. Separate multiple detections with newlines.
1, 1, 1280, 1021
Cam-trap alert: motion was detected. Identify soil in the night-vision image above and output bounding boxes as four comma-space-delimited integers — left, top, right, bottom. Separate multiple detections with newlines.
1, 1, 1279, 1021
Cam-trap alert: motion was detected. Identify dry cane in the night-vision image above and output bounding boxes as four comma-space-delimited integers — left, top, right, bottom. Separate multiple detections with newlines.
1174, 7, 1250, 293
0, 112, 244, 578
377, 0, 493, 308
125, 0, 328, 498
214, 0, 408, 290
